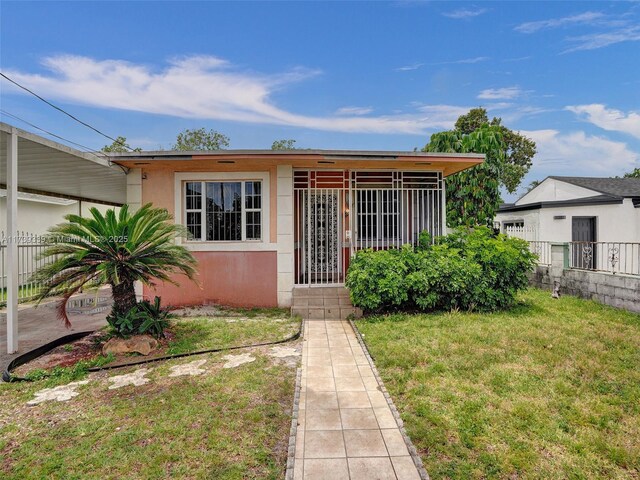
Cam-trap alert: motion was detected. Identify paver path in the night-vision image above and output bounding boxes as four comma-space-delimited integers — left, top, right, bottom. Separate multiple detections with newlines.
293, 319, 422, 480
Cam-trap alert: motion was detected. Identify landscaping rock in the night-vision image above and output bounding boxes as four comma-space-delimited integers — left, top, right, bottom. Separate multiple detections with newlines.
27, 380, 89, 405
108, 368, 152, 389
102, 335, 158, 356
168, 359, 207, 377
222, 353, 256, 368
269, 346, 300, 358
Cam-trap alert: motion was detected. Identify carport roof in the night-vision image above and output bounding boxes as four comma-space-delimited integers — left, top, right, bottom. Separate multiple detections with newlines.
0, 122, 126, 206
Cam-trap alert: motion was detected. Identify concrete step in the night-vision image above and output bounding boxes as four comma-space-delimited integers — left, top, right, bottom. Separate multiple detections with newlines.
292, 306, 363, 321
292, 286, 350, 297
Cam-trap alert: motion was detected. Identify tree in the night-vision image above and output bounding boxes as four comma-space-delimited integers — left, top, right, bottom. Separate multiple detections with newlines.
34, 205, 197, 330
173, 128, 230, 151
423, 124, 505, 227
526, 180, 542, 192
101, 136, 141, 153
624, 168, 640, 178
271, 139, 297, 150
455, 108, 536, 193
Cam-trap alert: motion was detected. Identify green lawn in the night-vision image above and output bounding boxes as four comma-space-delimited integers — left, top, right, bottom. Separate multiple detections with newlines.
1, 312, 300, 479
356, 288, 640, 479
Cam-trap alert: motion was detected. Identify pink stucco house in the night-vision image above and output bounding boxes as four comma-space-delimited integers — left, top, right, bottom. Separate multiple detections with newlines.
113, 150, 482, 309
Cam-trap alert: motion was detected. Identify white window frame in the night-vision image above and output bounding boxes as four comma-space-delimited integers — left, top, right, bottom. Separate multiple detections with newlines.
174, 172, 273, 252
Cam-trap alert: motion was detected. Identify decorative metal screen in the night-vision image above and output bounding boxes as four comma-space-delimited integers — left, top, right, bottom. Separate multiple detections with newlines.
294, 170, 445, 286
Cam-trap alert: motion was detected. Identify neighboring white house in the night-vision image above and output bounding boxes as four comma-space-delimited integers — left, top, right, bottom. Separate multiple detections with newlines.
496, 176, 640, 274
0, 189, 113, 236
496, 176, 640, 244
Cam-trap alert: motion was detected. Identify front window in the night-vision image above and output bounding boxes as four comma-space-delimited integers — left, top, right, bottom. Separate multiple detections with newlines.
185, 180, 262, 241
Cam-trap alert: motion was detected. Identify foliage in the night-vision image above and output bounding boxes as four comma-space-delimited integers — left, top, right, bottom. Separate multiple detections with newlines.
408, 244, 484, 311
346, 227, 536, 313
33, 204, 197, 330
454, 107, 537, 193
526, 179, 542, 192
271, 139, 297, 150
624, 167, 640, 178
424, 124, 505, 227
101, 136, 141, 153
345, 246, 414, 311
173, 127, 230, 151
106, 296, 172, 338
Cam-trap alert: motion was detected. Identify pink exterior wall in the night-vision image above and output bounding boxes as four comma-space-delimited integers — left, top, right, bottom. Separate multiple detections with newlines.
143, 251, 278, 308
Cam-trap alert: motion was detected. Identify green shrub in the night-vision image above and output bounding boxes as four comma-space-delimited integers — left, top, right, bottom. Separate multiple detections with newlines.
345, 245, 414, 312
408, 245, 485, 311
106, 296, 172, 338
346, 227, 536, 313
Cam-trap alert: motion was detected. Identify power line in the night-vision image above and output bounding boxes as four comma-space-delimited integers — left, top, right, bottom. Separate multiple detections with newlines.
0, 109, 130, 174
0, 71, 137, 152
0, 109, 107, 156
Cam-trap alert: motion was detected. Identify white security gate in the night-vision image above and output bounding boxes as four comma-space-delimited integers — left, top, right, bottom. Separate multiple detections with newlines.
294, 170, 445, 286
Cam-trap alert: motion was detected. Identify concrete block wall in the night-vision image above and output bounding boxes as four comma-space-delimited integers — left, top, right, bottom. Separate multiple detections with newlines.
529, 243, 640, 313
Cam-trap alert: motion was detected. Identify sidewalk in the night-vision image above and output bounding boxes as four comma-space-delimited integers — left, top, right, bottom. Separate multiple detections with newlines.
293, 319, 424, 479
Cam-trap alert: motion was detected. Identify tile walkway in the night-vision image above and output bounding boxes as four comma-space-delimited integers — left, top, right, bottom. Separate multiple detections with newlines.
293, 319, 423, 480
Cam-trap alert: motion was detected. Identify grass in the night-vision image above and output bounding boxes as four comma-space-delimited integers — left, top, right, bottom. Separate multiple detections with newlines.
0, 311, 299, 479
356, 288, 640, 479
167, 310, 299, 355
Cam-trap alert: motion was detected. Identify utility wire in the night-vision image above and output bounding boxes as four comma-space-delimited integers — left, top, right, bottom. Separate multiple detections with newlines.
0, 109, 130, 174
0, 109, 108, 157
0, 71, 137, 152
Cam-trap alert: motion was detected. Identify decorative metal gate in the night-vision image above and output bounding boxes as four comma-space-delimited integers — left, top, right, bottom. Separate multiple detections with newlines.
298, 190, 343, 285
294, 170, 445, 286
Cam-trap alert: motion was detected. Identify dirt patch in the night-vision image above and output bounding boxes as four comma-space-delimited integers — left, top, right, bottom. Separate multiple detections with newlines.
12, 329, 179, 376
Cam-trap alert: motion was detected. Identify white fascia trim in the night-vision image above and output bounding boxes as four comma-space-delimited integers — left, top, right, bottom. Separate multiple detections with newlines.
174, 171, 270, 252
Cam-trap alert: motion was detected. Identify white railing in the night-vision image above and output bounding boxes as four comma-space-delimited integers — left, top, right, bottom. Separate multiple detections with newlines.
505, 225, 537, 241
569, 241, 640, 276
528, 241, 551, 266
0, 231, 53, 305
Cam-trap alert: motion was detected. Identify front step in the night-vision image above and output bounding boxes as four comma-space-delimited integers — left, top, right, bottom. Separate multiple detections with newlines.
292, 287, 363, 320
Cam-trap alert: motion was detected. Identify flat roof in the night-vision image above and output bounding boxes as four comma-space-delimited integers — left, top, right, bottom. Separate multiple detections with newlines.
109, 149, 485, 159
0, 122, 126, 205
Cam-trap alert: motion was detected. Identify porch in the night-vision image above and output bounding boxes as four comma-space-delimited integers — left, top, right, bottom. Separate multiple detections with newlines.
293, 170, 445, 287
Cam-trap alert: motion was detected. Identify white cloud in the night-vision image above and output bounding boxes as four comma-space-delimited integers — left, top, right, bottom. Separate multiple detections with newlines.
430, 56, 490, 66
563, 25, 640, 52
442, 8, 487, 19
477, 86, 524, 100
2, 55, 469, 135
335, 106, 373, 116
523, 129, 639, 175
566, 104, 640, 138
395, 62, 424, 71
515, 11, 606, 33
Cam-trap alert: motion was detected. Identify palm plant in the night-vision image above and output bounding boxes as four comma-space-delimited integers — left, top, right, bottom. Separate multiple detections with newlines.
34, 204, 197, 327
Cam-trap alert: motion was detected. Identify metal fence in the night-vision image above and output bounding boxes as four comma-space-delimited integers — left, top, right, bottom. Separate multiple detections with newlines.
569, 241, 640, 276
0, 231, 52, 305
528, 241, 551, 266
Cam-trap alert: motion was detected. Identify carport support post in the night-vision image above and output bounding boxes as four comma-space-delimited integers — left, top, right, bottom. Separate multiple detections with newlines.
6, 128, 19, 354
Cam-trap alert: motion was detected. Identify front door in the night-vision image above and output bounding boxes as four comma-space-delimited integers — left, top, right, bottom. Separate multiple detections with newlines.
572, 216, 597, 269
306, 191, 342, 284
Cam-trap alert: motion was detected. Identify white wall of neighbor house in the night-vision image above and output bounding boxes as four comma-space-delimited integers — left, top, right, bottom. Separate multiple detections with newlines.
0, 195, 115, 236
276, 165, 294, 307
539, 200, 639, 243
496, 200, 639, 243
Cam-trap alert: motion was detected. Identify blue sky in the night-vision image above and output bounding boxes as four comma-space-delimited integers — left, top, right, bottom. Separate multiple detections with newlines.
1, 1, 639, 199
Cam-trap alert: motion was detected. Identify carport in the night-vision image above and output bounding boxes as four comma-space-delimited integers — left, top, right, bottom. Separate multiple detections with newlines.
1, 122, 127, 354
